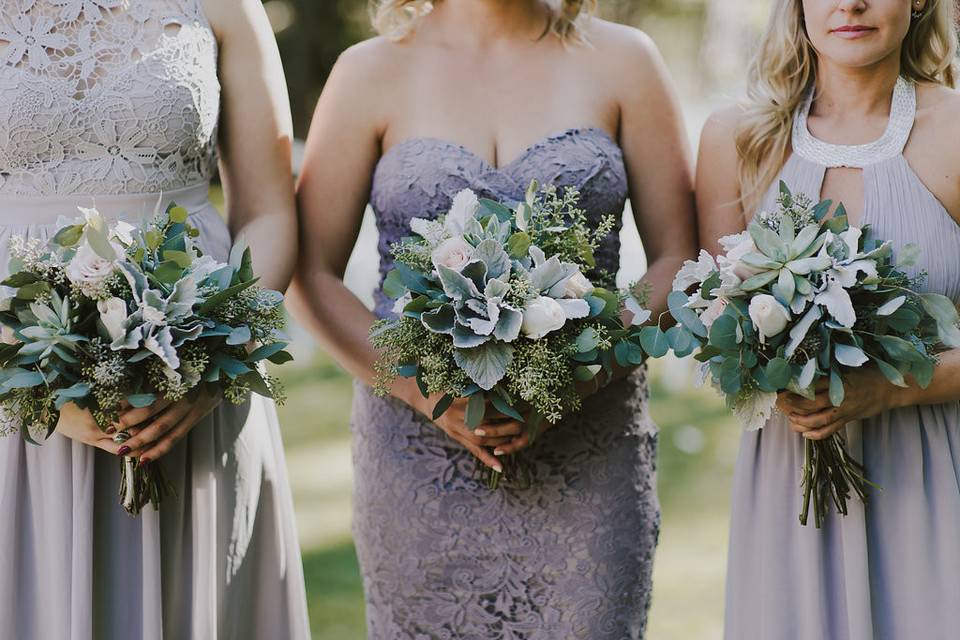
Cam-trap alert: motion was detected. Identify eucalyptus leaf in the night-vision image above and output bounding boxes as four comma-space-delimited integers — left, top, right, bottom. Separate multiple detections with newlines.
876, 296, 906, 317
432, 394, 455, 420
639, 326, 669, 358
834, 343, 869, 367
765, 357, 792, 389
875, 357, 908, 387
465, 392, 486, 428
829, 368, 845, 406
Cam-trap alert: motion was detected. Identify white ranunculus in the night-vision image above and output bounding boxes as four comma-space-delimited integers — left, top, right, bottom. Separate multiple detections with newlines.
700, 297, 728, 329
66, 242, 116, 288
431, 236, 474, 272
521, 296, 567, 340
748, 294, 791, 343
0, 324, 19, 345
444, 189, 480, 235
562, 271, 594, 299
97, 297, 129, 342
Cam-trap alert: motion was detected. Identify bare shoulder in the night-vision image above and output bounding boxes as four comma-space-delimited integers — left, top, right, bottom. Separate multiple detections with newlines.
330, 36, 407, 84
912, 83, 960, 221
699, 104, 743, 164
581, 19, 663, 78
916, 83, 960, 157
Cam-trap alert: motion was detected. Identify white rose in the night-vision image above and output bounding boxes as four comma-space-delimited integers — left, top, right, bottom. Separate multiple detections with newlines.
66, 242, 116, 288
431, 236, 474, 272
97, 297, 129, 342
748, 294, 791, 343
0, 324, 19, 345
521, 296, 567, 340
700, 297, 728, 329
563, 271, 594, 299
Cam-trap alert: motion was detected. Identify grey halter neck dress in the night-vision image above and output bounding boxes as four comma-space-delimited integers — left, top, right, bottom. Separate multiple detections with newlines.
725, 78, 960, 640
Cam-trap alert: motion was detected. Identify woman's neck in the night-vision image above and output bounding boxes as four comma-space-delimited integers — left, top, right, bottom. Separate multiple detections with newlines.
426, 0, 550, 47
812, 54, 903, 120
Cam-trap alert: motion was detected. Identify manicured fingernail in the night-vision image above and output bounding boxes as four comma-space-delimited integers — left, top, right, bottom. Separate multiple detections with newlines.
118, 446, 131, 456
492, 464, 503, 473
106, 426, 116, 434
493, 449, 504, 456
474, 429, 486, 436
139, 458, 150, 466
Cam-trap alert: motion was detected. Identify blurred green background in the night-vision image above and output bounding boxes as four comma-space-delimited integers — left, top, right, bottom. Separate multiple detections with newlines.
250, 1, 772, 638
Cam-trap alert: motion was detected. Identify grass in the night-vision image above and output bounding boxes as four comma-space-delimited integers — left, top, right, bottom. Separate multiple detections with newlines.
275, 353, 739, 640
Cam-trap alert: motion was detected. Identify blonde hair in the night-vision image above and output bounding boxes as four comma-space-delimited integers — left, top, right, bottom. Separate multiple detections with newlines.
369, 0, 597, 43
736, 0, 958, 211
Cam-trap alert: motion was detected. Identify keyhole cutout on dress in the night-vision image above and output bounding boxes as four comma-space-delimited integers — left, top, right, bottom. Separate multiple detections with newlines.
163, 23, 182, 38
820, 166, 866, 227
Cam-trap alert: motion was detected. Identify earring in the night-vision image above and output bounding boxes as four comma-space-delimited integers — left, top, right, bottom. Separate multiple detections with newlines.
912, 3, 924, 18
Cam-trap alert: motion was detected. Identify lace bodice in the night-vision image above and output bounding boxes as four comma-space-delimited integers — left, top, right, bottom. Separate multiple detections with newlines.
0, 0, 219, 198
370, 127, 628, 317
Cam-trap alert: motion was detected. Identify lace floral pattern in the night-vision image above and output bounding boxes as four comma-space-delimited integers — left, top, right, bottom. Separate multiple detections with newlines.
0, 0, 219, 198
356, 129, 660, 638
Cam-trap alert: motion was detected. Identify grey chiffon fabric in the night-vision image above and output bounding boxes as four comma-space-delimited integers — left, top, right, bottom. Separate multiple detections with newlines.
725, 129, 960, 637
353, 128, 660, 639
0, 2, 309, 638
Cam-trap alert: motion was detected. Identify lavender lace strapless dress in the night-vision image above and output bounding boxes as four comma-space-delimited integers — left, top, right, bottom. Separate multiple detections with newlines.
351, 128, 660, 639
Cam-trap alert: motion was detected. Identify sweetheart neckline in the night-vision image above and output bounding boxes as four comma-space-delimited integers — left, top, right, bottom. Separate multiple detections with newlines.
376, 126, 619, 174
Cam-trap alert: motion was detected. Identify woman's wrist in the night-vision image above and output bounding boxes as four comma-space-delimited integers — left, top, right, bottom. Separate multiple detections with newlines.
391, 377, 426, 414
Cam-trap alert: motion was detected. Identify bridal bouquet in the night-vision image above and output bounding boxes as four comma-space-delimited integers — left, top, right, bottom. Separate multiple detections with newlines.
0, 204, 292, 515
371, 182, 658, 487
663, 183, 960, 527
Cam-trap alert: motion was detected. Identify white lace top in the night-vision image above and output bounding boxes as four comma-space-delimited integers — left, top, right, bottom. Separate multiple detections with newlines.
0, 0, 220, 198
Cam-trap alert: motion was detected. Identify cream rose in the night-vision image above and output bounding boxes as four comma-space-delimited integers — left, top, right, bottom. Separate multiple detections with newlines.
66, 242, 116, 289
431, 236, 474, 272
562, 271, 594, 299
521, 296, 567, 340
97, 297, 129, 343
748, 294, 791, 343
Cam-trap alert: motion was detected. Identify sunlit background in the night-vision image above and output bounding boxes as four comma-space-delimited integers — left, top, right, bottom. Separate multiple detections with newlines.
250, 1, 773, 638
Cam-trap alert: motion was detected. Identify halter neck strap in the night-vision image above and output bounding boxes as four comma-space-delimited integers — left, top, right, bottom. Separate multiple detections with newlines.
792, 76, 916, 169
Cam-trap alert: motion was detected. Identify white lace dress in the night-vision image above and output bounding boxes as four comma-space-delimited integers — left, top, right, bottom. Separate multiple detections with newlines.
0, 2, 310, 638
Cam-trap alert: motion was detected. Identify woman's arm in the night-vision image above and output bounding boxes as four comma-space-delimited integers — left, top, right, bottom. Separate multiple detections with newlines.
118, 0, 297, 461
208, 0, 297, 292
289, 42, 518, 472
619, 31, 698, 322
695, 106, 747, 252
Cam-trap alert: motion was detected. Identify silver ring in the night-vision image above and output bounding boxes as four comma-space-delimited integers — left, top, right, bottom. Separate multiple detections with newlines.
113, 430, 130, 444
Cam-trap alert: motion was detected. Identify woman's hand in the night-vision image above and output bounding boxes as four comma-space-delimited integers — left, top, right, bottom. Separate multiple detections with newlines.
115, 391, 223, 464
777, 367, 908, 440
410, 392, 524, 474
56, 402, 123, 454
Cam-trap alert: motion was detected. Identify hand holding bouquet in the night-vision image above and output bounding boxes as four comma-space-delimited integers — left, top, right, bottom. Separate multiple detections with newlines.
664, 183, 960, 526
0, 204, 292, 515
371, 182, 658, 487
